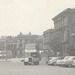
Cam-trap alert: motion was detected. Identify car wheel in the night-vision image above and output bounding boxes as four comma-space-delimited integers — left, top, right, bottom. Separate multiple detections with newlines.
24, 62, 28, 65
68, 64, 72, 67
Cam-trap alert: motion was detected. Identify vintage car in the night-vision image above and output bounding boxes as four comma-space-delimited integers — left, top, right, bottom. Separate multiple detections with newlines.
24, 58, 29, 65
60, 56, 75, 67
55, 59, 63, 66
24, 57, 39, 65
48, 57, 61, 65
72, 60, 75, 67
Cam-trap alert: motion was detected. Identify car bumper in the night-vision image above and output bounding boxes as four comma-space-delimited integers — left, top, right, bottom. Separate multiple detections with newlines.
72, 64, 75, 67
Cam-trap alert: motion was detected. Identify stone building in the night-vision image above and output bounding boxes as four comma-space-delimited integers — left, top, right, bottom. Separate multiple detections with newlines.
0, 32, 43, 58
43, 29, 54, 50
43, 29, 55, 57
52, 8, 75, 56
43, 8, 75, 57
16, 32, 43, 57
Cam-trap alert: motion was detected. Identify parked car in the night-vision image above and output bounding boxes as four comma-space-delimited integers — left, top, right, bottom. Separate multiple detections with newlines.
61, 56, 75, 67
48, 57, 61, 65
72, 60, 75, 67
55, 57, 63, 66
46, 57, 52, 64
59, 56, 70, 66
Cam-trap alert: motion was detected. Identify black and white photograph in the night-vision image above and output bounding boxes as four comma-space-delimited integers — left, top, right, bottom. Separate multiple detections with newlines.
0, 0, 75, 75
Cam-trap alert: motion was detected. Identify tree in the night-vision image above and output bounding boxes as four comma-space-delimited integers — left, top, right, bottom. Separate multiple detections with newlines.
49, 33, 62, 56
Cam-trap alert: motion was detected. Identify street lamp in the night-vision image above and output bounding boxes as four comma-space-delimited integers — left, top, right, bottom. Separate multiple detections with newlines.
57, 52, 60, 57
5, 40, 7, 61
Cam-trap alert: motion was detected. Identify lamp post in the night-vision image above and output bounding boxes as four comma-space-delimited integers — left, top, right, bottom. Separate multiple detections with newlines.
5, 40, 7, 61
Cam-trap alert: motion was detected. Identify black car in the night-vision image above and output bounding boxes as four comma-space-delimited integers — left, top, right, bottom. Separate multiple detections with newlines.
24, 57, 39, 65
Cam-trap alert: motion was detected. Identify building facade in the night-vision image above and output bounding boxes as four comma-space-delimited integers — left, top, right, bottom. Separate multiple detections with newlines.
52, 8, 75, 56
43, 29, 55, 57
43, 8, 75, 57
0, 32, 43, 58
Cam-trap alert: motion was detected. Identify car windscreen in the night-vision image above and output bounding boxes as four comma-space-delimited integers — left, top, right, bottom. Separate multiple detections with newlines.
67, 57, 75, 60
51, 57, 60, 60
64, 57, 69, 60
29, 58, 32, 62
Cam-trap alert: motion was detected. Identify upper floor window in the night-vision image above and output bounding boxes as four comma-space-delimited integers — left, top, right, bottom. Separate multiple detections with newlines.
20, 40, 22, 43
19, 44, 22, 47
14, 44, 17, 48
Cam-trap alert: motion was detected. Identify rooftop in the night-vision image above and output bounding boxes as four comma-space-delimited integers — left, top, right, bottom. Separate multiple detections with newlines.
43, 29, 54, 34
52, 8, 75, 21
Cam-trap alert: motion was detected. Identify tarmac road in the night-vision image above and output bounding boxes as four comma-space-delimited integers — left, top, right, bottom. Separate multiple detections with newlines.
0, 61, 75, 75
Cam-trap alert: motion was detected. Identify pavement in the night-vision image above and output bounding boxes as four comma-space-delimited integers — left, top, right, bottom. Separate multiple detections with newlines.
0, 58, 24, 62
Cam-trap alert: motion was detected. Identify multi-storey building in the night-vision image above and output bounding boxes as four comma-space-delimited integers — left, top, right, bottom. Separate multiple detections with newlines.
43, 29, 55, 57
0, 32, 43, 58
43, 29, 54, 50
43, 8, 75, 57
52, 8, 75, 56
16, 32, 43, 57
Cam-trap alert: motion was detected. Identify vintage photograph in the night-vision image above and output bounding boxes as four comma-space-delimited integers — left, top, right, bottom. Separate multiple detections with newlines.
0, 0, 75, 75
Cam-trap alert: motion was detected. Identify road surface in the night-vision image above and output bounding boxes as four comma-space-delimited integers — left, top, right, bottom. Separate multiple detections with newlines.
0, 61, 75, 75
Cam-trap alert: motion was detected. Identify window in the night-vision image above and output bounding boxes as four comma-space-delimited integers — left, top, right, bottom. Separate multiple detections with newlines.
19, 44, 22, 47
14, 44, 17, 48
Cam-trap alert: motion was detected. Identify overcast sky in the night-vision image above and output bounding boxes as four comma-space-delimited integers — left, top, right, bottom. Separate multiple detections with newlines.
0, 0, 75, 36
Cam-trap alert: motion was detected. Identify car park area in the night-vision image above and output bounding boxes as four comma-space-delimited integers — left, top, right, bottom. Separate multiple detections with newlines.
47, 56, 75, 68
